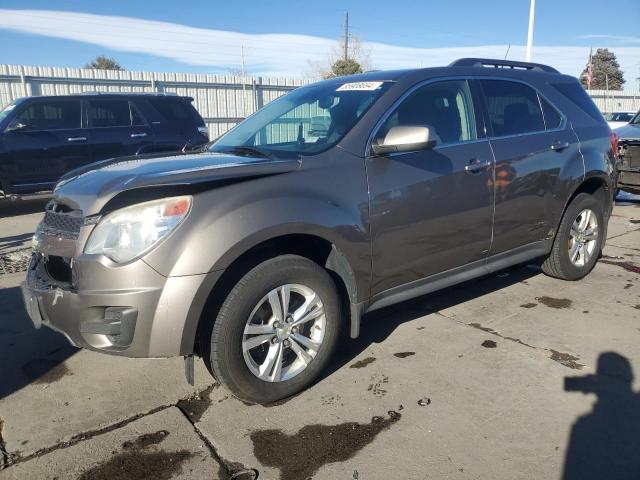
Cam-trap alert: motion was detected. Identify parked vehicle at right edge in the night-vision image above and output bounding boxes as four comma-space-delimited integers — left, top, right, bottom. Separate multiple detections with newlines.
604, 111, 636, 130
21, 58, 617, 404
615, 111, 640, 194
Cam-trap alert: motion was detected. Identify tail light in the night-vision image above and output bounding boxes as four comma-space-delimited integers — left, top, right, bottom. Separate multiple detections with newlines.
610, 130, 619, 158
198, 126, 209, 139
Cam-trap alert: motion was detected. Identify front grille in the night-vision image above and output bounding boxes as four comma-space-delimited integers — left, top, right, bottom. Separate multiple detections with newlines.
40, 202, 84, 240
620, 142, 640, 170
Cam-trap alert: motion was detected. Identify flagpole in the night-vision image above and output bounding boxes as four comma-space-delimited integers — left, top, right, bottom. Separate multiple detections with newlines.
526, 0, 535, 62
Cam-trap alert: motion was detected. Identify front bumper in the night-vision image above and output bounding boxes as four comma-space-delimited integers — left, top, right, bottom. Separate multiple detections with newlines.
21, 252, 213, 358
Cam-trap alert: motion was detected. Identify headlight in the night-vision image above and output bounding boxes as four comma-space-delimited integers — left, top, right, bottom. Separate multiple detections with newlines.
85, 196, 192, 263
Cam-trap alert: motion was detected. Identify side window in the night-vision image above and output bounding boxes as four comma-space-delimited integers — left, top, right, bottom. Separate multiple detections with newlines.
130, 102, 146, 126
89, 100, 132, 127
16, 100, 81, 131
375, 80, 477, 147
148, 98, 193, 123
540, 96, 562, 130
481, 80, 545, 137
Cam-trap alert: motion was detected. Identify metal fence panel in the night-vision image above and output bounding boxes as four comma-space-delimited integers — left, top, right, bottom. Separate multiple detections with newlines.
2, 64, 639, 138
0, 64, 309, 138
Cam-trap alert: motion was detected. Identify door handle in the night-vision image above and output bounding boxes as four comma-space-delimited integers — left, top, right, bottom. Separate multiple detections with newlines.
464, 159, 491, 174
130, 133, 147, 138
67, 137, 87, 142
550, 140, 569, 151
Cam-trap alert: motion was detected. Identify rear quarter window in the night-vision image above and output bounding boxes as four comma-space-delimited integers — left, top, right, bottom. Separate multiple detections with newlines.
147, 98, 202, 125
550, 81, 605, 124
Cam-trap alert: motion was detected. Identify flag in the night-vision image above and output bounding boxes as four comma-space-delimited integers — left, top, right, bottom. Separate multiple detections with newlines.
585, 48, 593, 89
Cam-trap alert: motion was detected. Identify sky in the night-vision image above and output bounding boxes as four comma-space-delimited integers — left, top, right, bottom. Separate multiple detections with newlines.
0, 0, 638, 84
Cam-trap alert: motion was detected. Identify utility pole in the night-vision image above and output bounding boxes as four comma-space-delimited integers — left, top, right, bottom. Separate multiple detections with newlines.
241, 45, 246, 116
343, 11, 349, 61
526, 0, 535, 62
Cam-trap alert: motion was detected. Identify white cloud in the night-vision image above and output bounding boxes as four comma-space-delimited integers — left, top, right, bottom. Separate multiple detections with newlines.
0, 9, 639, 82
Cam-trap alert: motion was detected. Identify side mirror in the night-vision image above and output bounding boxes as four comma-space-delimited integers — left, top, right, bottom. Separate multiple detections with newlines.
371, 125, 437, 156
5, 120, 27, 133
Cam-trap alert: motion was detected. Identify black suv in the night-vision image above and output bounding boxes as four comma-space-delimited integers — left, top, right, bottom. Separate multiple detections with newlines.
0, 93, 208, 198
22, 59, 617, 404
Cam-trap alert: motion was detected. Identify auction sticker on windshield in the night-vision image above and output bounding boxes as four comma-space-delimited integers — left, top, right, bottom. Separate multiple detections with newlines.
336, 81, 384, 91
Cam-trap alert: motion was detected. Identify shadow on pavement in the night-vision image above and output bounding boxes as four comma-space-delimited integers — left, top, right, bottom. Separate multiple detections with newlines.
323, 263, 541, 381
0, 233, 34, 253
0, 285, 78, 399
562, 351, 640, 480
0, 198, 48, 218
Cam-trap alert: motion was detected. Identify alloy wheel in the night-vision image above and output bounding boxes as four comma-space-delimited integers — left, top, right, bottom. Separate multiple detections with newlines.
242, 284, 326, 382
568, 208, 599, 267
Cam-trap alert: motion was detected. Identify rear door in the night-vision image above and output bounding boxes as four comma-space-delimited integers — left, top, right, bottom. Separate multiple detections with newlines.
367, 79, 495, 295
2, 98, 86, 192
479, 79, 578, 254
85, 98, 154, 162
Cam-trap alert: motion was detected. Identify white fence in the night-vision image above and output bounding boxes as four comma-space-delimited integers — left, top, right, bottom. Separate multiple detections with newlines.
1, 64, 639, 139
587, 89, 640, 113
0, 64, 309, 139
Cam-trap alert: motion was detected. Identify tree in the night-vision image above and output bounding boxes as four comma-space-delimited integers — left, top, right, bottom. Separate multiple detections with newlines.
309, 37, 372, 79
85, 55, 124, 71
580, 48, 625, 90
327, 58, 363, 78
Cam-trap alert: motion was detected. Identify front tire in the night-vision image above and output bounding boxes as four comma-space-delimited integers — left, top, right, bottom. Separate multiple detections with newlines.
542, 193, 605, 280
205, 255, 341, 404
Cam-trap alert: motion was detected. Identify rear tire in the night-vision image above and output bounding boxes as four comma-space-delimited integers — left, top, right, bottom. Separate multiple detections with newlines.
542, 193, 605, 280
204, 255, 341, 404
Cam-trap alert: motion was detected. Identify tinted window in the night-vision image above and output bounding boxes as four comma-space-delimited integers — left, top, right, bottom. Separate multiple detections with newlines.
148, 98, 194, 123
550, 81, 605, 124
376, 80, 477, 146
89, 99, 131, 127
130, 103, 146, 126
540, 97, 562, 130
16, 100, 81, 130
481, 80, 544, 137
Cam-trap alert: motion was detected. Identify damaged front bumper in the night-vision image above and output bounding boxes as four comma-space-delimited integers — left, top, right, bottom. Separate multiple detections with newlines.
618, 140, 640, 193
21, 234, 215, 358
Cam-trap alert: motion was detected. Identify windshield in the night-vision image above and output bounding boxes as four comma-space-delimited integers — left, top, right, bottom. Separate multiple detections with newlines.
605, 112, 634, 122
631, 112, 640, 125
0, 102, 18, 122
210, 80, 391, 157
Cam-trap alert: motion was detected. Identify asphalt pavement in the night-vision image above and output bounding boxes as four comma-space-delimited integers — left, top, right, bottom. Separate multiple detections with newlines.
0, 194, 639, 480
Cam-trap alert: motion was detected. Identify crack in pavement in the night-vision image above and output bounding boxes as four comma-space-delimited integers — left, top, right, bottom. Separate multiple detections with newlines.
176, 390, 258, 480
1, 384, 252, 478
0, 404, 173, 470
435, 312, 585, 370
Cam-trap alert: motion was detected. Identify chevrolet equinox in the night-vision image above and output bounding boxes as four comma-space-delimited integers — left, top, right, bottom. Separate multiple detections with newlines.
21, 59, 617, 403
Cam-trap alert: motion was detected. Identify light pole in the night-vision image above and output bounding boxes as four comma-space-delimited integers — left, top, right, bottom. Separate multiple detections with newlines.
526, 0, 536, 62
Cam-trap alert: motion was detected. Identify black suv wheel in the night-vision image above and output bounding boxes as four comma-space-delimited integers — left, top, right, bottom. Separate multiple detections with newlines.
205, 255, 341, 404
542, 193, 605, 280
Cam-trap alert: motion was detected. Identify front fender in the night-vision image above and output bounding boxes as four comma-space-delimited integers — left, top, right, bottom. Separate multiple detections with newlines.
143, 158, 371, 295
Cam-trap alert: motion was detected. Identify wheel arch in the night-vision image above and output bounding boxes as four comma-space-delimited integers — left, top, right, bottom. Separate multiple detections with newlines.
554, 174, 613, 244
182, 232, 363, 357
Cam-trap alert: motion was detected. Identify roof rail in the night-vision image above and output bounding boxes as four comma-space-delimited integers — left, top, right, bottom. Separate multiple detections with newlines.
76, 91, 179, 96
449, 58, 559, 73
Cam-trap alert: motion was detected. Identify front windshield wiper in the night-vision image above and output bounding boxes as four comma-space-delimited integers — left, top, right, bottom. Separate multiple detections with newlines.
218, 146, 273, 159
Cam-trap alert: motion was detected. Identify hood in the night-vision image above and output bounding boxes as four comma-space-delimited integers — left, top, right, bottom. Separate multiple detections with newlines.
614, 123, 640, 141
53, 152, 300, 215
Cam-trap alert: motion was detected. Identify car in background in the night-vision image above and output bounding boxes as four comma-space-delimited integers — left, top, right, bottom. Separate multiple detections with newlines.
0, 93, 209, 199
615, 111, 640, 194
604, 111, 636, 130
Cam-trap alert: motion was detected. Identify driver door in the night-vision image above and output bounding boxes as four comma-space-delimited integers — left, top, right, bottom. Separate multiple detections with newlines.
367, 79, 495, 295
